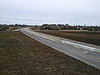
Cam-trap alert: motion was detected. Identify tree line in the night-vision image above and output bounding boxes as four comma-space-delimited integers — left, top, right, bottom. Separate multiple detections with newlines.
32, 24, 100, 31
0, 24, 28, 31
0, 24, 100, 31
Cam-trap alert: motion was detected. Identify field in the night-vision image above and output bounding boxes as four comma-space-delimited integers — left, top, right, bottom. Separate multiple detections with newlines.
37, 30, 100, 46
0, 31, 100, 75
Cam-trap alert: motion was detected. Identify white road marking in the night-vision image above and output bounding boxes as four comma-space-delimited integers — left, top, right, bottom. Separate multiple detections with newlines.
62, 41, 100, 53
21, 28, 100, 70
25, 28, 100, 54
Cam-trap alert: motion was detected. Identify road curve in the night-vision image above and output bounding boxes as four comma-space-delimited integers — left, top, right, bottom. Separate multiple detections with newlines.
20, 28, 100, 70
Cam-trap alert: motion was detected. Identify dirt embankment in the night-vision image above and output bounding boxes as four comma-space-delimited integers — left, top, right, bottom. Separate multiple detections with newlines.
37, 31, 100, 46
0, 31, 100, 75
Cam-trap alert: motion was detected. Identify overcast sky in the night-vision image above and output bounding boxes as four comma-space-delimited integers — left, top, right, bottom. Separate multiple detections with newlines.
0, 0, 100, 25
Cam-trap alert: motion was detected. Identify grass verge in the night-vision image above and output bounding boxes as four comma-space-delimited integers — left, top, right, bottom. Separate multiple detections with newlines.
0, 31, 100, 75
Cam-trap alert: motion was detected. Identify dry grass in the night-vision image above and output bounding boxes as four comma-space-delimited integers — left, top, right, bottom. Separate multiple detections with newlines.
37, 31, 100, 46
0, 31, 100, 75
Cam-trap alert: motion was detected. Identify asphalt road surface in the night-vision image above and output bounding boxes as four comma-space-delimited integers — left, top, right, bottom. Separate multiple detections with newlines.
20, 28, 100, 70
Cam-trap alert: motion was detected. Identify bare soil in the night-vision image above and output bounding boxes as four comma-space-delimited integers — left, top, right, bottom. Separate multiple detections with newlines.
0, 31, 100, 75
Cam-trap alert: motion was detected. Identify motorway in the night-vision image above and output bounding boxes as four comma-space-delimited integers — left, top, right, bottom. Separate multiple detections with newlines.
20, 28, 100, 70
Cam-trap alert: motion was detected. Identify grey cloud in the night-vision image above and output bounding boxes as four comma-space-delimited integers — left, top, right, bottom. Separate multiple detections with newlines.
0, 0, 100, 25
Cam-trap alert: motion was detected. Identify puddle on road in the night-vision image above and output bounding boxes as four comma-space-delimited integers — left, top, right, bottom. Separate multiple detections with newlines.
84, 51, 100, 56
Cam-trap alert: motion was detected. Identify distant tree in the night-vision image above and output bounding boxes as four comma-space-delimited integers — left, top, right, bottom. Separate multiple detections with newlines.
0, 25, 9, 31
